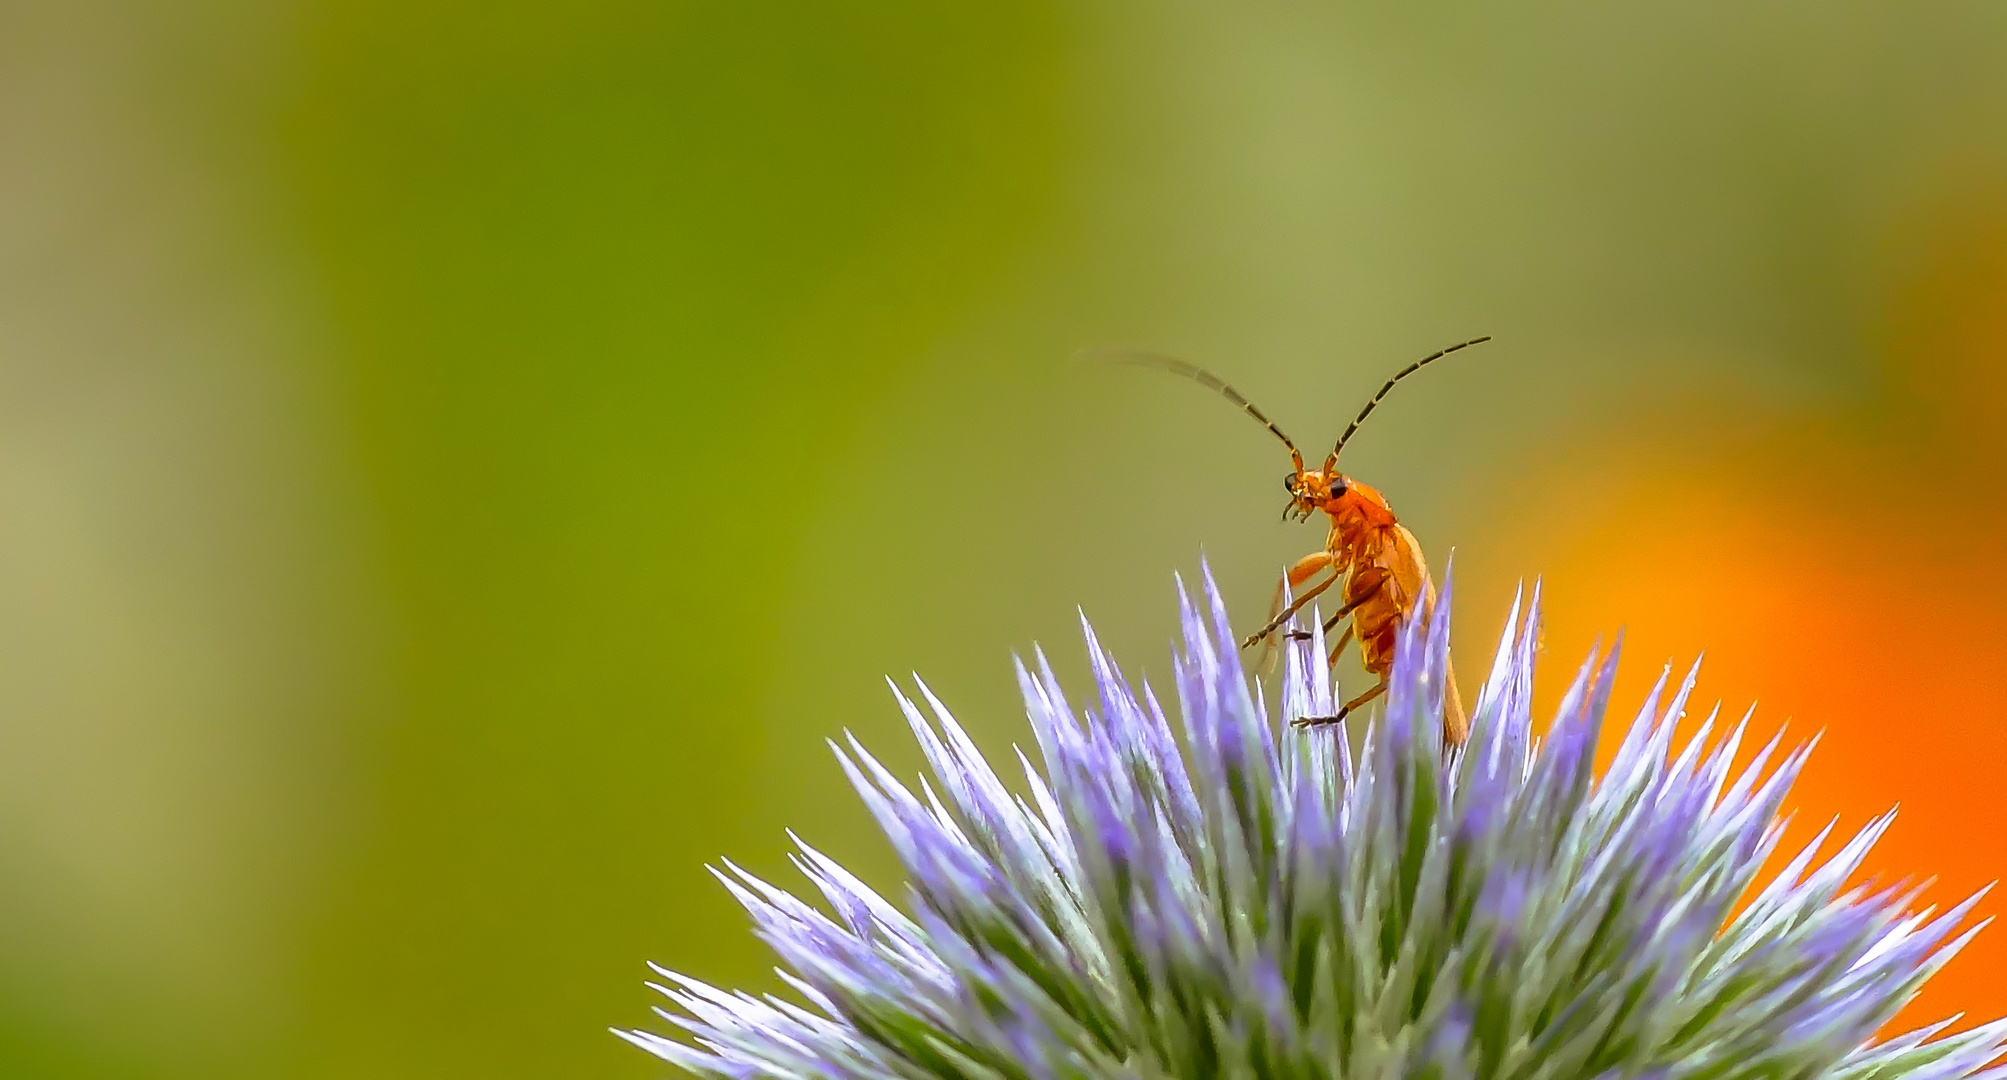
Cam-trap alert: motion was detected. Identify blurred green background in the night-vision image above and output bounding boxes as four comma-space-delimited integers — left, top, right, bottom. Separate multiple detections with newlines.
3, 1, 2006, 1077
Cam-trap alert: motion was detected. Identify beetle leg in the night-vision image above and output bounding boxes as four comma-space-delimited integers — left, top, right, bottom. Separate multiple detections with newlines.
1339, 679, 1388, 716
1243, 569, 1339, 649
1287, 550, 1337, 585
1441, 655, 1469, 748
1290, 581, 1374, 643
1243, 554, 1340, 650
1259, 553, 1336, 642
1321, 576, 1381, 632
1293, 675, 1388, 728
1291, 676, 1389, 729
1326, 625, 1354, 665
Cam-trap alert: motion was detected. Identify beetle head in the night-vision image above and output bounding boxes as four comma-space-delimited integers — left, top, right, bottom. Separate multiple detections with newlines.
1281, 470, 1349, 522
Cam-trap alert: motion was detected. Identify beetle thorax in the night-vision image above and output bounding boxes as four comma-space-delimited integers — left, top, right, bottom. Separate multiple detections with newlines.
1320, 477, 1397, 543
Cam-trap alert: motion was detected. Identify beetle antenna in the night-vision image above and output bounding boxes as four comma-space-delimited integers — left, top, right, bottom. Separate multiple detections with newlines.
1080, 348, 1305, 470
1327, 336, 1491, 466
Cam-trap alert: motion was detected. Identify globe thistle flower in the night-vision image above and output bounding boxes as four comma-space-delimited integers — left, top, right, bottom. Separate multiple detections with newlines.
621, 564, 2007, 1080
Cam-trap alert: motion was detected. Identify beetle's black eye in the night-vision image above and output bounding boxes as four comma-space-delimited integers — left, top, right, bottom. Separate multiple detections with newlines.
1327, 479, 1349, 498
1282, 473, 1299, 495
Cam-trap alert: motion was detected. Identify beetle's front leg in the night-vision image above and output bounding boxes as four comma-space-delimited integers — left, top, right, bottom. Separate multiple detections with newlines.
1243, 552, 1340, 650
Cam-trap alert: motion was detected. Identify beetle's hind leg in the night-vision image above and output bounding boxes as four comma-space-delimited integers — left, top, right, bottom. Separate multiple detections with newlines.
1339, 680, 1389, 716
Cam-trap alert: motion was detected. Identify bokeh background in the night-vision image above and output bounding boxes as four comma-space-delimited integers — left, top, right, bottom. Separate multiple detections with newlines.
2, 1, 2005, 1077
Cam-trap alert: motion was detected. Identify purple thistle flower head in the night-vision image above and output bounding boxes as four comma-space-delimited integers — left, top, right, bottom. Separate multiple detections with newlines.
620, 562, 2007, 1080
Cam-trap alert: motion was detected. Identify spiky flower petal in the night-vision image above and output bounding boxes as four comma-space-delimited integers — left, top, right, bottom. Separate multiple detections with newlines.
622, 564, 2007, 1080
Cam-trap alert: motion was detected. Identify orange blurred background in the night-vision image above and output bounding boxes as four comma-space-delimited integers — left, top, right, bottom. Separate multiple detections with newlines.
1478, 169, 2007, 1029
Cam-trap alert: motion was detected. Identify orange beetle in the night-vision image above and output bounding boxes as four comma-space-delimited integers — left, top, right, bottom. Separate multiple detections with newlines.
1095, 338, 1487, 745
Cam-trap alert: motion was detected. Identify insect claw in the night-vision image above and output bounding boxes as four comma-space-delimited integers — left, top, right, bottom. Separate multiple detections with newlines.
1292, 709, 1349, 729
1283, 630, 1314, 641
